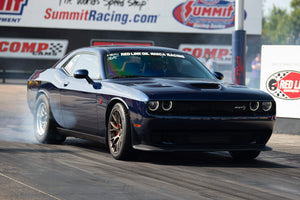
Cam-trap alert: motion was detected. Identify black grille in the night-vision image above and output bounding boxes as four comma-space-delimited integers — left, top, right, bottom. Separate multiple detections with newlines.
151, 130, 272, 146
148, 101, 276, 117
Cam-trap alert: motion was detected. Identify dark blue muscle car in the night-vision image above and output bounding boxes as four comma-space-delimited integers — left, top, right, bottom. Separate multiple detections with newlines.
27, 46, 276, 160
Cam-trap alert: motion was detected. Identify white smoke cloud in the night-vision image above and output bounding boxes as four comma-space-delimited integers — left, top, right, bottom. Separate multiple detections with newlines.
0, 83, 37, 143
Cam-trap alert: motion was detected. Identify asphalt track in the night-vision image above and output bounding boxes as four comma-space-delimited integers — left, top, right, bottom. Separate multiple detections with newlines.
0, 84, 300, 200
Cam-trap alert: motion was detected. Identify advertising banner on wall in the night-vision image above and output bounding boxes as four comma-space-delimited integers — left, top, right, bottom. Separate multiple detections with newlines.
91, 39, 154, 46
0, 38, 69, 59
261, 45, 300, 119
179, 44, 232, 65
0, 0, 262, 35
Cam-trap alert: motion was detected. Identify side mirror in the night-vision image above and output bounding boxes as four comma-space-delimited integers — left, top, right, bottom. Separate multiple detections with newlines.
74, 69, 94, 84
74, 69, 89, 79
214, 72, 224, 80
74, 69, 102, 89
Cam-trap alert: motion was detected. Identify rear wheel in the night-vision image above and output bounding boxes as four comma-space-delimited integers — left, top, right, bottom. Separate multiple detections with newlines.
34, 94, 66, 144
107, 103, 133, 160
229, 150, 261, 160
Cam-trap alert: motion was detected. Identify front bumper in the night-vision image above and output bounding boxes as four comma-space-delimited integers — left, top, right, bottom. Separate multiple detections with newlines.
131, 115, 275, 152
133, 144, 272, 152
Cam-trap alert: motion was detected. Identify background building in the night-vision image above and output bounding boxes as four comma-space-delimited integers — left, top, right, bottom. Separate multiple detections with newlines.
0, 0, 262, 83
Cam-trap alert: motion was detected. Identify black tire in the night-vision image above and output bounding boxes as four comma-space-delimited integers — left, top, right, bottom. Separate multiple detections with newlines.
34, 94, 66, 144
229, 150, 261, 160
107, 103, 133, 160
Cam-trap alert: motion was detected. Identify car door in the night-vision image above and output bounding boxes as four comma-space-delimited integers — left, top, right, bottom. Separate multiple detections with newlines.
60, 53, 101, 135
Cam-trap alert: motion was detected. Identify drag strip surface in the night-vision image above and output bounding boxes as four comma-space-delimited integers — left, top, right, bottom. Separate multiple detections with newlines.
0, 84, 299, 200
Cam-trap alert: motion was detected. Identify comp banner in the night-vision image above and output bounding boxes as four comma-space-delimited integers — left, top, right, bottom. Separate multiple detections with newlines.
0, 0, 262, 34
179, 44, 232, 64
261, 45, 300, 119
0, 38, 69, 59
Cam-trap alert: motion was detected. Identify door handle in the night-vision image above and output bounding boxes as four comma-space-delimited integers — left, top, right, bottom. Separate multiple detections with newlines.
64, 81, 70, 87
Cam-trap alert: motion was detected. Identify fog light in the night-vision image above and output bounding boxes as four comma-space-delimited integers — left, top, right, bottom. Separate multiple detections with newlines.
148, 101, 159, 111
249, 101, 259, 111
262, 101, 272, 111
162, 101, 173, 111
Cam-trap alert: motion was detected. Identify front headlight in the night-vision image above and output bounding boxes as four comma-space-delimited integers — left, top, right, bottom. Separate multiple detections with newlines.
162, 101, 173, 111
148, 101, 159, 111
262, 101, 272, 111
249, 101, 259, 111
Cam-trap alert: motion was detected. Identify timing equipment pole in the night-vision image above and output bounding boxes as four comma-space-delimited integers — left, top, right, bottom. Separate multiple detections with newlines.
232, 0, 246, 85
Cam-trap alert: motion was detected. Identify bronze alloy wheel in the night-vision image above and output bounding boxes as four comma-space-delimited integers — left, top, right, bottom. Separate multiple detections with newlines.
108, 103, 132, 160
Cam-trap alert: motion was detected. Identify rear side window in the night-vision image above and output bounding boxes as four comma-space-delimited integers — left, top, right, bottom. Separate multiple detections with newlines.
63, 53, 100, 80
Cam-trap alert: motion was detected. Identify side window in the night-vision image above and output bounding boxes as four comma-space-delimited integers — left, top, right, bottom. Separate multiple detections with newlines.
63, 53, 100, 80
64, 55, 80, 74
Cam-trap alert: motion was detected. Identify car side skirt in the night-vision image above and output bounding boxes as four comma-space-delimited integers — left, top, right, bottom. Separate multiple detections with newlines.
57, 127, 106, 144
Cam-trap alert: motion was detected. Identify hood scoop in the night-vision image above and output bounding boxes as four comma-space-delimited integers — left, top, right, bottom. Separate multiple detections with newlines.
144, 84, 172, 88
122, 82, 155, 86
190, 83, 221, 89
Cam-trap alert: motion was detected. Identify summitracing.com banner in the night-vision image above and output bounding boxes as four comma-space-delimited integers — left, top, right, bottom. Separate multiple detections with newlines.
0, 0, 261, 34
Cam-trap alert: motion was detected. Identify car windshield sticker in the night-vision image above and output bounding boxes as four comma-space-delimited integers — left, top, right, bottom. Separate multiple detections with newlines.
107, 52, 185, 58
107, 53, 119, 60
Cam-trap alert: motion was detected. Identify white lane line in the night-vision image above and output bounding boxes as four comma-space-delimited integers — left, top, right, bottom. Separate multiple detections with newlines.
0, 171, 62, 200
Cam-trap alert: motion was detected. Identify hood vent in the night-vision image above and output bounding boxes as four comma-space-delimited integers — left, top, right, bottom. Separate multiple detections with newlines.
190, 83, 221, 89
122, 82, 154, 86
145, 84, 172, 88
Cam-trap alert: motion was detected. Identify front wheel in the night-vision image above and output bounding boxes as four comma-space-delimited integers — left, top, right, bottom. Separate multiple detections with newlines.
34, 94, 66, 144
107, 103, 133, 160
229, 150, 261, 160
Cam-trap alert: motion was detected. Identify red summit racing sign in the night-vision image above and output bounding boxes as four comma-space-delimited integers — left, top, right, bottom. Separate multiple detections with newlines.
0, 0, 28, 15
0, 38, 68, 59
173, 0, 245, 30
266, 71, 300, 100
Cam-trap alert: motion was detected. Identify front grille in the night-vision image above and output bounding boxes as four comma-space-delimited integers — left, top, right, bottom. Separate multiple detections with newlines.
148, 101, 276, 117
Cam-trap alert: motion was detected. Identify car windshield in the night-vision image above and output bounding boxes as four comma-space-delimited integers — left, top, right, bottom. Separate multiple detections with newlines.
105, 51, 215, 79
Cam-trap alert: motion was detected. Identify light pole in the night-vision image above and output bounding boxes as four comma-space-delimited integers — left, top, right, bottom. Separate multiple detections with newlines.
232, 0, 246, 85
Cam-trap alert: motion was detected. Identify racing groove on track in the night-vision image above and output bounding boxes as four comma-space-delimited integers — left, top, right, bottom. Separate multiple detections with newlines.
0, 84, 300, 200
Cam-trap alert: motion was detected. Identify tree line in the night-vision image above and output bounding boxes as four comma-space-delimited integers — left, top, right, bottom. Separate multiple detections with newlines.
262, 0, 300, 45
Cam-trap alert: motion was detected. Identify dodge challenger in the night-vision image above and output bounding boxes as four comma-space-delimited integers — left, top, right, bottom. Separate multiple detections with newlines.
27, 46, 276, 160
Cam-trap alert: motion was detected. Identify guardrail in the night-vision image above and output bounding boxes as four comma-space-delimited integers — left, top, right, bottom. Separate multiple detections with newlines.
0, 69, 33, 83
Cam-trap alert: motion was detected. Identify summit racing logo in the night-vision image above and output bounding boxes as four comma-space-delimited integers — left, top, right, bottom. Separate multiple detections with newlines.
198, 0, 221, 5
0, 0, 28, 24
0, 0, 28, 15
173, 0, 246, 30
266, 71, 300, 100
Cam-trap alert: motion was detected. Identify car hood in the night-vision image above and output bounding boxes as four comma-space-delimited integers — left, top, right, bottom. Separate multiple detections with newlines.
106, 77, 273, 101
